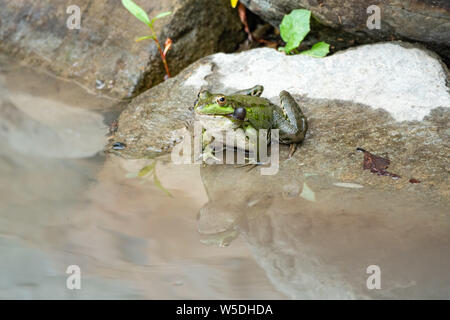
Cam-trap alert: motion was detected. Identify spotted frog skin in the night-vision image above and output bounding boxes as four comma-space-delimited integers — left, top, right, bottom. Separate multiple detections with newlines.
194, 85, 308, 160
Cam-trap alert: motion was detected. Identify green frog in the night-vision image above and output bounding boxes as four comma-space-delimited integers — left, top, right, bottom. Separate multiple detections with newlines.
194, 85, 308, 161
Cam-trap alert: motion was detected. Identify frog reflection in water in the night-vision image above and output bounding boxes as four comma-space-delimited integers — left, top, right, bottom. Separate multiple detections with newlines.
193, 85, 308, 162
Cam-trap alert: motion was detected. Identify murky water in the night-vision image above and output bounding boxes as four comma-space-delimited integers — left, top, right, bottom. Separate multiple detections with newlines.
1, 57, 449, 299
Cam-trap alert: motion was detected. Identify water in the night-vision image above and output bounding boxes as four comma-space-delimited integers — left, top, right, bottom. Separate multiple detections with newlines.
0, 57, 449, 299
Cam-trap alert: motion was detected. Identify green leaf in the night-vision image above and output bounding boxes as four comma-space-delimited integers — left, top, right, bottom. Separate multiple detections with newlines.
279, 9, 311, 53
301, 41, 330, 58
121, 0, 150, 25
151, 11, 172, 24
135, 35, 154, 42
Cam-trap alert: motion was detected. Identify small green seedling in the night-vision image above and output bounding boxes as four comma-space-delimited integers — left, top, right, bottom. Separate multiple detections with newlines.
278, 9, 330, 57
126, 160, 173, 197
121, 0, 173, 78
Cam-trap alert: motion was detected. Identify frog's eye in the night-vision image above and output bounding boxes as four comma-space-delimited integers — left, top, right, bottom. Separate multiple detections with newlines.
216, 95, 226, 106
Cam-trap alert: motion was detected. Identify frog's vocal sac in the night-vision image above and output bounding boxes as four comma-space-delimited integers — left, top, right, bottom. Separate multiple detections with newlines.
193, 85, 308, 159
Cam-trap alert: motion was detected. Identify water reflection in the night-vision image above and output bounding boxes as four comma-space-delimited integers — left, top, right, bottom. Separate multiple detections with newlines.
198, 162, 450, 298
0, 61, 283, 299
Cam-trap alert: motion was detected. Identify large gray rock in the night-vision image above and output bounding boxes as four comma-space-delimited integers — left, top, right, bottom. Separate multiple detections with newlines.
0, 0, 244, 98
110, 42, 449, 164
240, 0, 450, 63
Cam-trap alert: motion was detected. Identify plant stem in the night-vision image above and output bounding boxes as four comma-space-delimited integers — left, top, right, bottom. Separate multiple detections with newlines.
149, 24, 171, 78
154, 37, 171, 78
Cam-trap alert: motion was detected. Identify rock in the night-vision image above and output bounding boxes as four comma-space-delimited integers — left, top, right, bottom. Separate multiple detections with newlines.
0, 0, 244, 99
111, 40, 449, 208
240, 0, 450, 63
111, 43, 449, 165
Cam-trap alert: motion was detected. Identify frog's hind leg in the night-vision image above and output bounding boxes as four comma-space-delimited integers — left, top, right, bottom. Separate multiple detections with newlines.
279, 90, 305, 123
232, 85, 264, 97
279, 90, 308, 158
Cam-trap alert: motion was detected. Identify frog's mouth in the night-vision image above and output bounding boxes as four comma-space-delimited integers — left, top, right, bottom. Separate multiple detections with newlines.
194, 104, 234, 116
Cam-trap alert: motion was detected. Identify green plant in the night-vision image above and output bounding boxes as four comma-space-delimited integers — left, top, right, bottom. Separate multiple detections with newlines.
121, 0, 173, 78
126, 160, 173, 197
278, 9, 329, 57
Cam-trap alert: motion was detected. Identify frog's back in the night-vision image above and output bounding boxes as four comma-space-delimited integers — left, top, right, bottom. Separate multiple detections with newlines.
227, 94, 272, 107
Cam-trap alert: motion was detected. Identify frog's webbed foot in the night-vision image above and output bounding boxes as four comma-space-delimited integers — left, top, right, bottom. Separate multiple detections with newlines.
233, 85, 264, 97
235, 163, 258, 172
199, 145, 221, 164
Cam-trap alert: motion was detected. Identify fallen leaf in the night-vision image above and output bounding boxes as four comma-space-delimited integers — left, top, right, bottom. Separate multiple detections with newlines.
356, 147, 401, 179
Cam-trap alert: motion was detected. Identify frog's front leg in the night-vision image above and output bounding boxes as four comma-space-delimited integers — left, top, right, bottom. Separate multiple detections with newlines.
200, 129, 221, 164
278, 90, 308, 158
232, 85, 264, 97
235, 124, 264, 168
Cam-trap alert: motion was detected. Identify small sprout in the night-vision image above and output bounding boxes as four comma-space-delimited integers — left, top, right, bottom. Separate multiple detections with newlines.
279, 9, 330, 57
136, 161, 173, 197
121, 0, 173, 79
